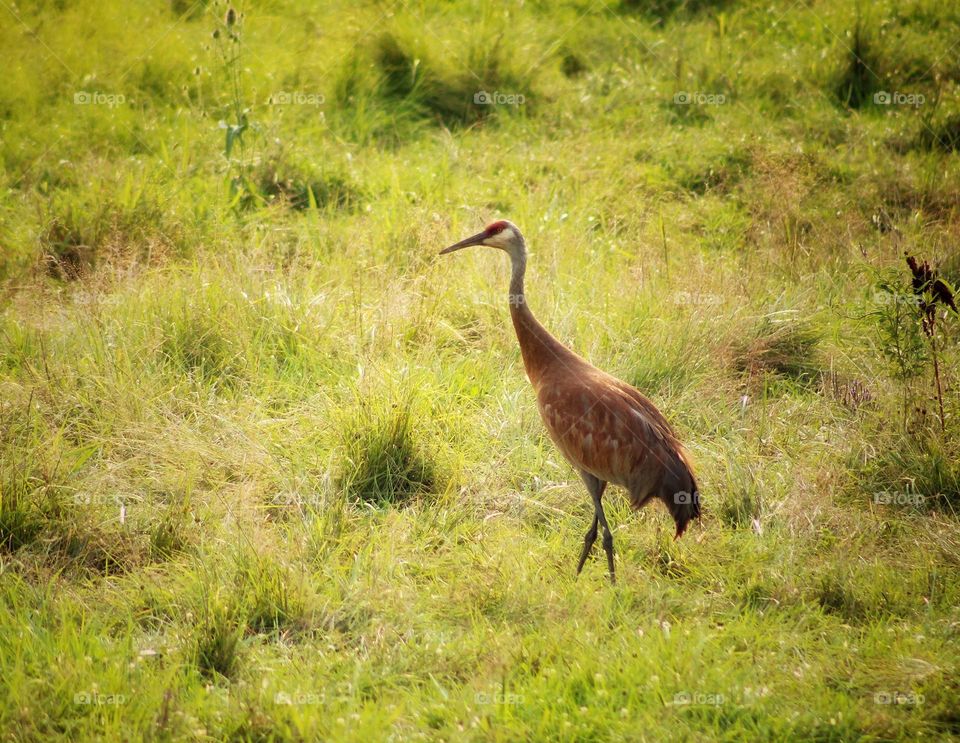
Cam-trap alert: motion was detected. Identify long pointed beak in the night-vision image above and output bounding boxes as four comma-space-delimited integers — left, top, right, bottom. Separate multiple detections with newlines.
439, 231, 487, 255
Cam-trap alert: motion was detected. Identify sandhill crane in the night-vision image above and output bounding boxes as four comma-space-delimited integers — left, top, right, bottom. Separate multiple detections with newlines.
440, 220, 700, 582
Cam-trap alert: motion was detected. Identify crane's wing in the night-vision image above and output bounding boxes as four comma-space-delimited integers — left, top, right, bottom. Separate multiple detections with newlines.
536, 371, 690, 491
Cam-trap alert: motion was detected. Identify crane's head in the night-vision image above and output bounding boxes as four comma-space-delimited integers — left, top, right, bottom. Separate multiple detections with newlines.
439, 220, 525, 260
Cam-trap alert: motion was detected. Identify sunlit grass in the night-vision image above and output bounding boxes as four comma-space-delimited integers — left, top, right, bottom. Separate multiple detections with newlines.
1, 0, 959, 739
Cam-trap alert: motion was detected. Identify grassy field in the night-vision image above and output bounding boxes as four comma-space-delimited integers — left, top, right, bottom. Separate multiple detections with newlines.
2, 0, 960, 739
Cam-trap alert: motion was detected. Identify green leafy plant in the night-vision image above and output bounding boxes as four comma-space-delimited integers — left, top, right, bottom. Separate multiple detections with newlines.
905, 253, 958, 432
210, 4, 262, 210
871, 270, 929, 430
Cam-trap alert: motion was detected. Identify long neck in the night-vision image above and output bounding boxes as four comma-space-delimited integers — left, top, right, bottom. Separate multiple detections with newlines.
507, 249, 579, 387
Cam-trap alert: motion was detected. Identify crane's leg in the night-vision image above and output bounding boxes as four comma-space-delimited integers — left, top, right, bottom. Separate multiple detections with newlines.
575, 513, 598, 575
577, 471, 614, 583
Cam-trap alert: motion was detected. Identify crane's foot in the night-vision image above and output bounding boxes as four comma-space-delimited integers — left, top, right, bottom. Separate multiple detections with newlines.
575, 515, 599, 576
579, 471, 613, 583
602, 530, 616, 584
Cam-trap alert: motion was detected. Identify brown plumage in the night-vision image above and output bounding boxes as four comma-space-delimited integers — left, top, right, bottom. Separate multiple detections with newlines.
441, 220, 700, 582
906, 253, 958, 336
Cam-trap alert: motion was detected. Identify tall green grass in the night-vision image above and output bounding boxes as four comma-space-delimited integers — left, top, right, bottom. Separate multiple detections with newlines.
1, 0, 959, 739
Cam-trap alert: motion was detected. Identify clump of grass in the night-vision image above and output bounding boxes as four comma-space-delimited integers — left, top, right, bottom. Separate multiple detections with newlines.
234, 554, 306, 634
38, 191, 177, 280
833, 17, 883, 109
339, 400, 440, 507
0, 486, 43, 554
51, 520, 143, 576
733, 315, 821, 385
193, 594, 244, 680
714, 446, 763, 529
618, 0, 731, 21
304, 490, 346, 561
855, 427, 959, 512
751, 71, 803, 111
191, 554, 307, 679
40, 215, 99, 281
737, 573, 795, 613
0, 412, 50, 559
665, 150, 750, 195
718, 485, 762, 530
170, 0, 209, 20
627, 350, 695, 397
253, 151, 364, 212
813, 564, 927, 623
915, 113, 960, 152
831, 13, 948, 113
650, 531, 690, 577
334, 29, 532, 133
871, 165, 960, 221
559, 49, 587, 78
149, 506, 196, 560
0, 319, 41, 374
374, 32, 483, 126
815, 569, 870, 621
222, 713, 282, 743
159, 311, 244, 388
0, 422, 146, 575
